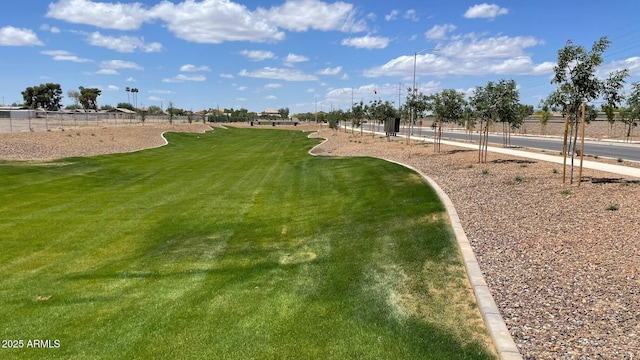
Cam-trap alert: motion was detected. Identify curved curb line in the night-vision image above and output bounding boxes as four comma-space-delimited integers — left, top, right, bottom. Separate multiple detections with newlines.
384, 159, 523, 360
307, 131, 522, 359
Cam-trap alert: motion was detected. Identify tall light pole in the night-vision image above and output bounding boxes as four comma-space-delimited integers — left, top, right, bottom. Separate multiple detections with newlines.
409, 47, 438, 144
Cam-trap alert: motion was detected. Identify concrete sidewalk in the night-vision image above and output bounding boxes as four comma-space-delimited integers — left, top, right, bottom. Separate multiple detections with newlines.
435, 137, 640, 179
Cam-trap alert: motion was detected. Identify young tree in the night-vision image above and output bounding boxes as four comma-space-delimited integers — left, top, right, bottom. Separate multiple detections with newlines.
351, 101, 365, 135
469, 82, 499, 163
405, 87, 429, 144
547, 36, 629, 183
426, 89, 466, 152
537, 103, 553, 135
622, 81, 640, 141
78, 86, 102, 110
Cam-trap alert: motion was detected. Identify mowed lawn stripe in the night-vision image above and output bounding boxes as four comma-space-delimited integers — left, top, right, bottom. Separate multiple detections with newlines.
0, 127, 494, 359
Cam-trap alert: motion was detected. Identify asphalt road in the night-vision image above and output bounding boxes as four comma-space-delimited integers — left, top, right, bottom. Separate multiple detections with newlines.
361, 123, 640, 162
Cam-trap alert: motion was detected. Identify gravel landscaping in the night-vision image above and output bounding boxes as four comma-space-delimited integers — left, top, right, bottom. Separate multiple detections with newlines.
1, 121, 638, 359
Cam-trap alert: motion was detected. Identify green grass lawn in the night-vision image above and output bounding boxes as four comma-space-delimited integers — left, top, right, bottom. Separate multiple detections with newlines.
0, 127, 495, 359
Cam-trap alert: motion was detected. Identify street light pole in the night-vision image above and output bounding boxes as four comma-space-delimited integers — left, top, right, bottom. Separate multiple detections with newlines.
409, 47, 438, 144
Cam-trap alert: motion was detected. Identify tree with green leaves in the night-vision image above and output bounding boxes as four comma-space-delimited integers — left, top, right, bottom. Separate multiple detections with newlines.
622, 81, 640, 141
117, 102, 135, 111
546, 36, 629, 183
537, 103, 553, 135
278, 107, 290, 119
460, 105, 476, 141
351, 101, 366, 135
469, 81, 501, 163
426, 89, 466, 152
21, 83, 63, 110
78, 86, 101, 111
405, 87, 429, 144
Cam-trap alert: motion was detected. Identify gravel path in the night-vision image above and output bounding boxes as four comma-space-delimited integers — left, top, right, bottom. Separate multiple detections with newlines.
1, 122, 638, 359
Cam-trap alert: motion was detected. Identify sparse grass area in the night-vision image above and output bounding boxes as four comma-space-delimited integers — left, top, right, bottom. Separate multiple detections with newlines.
515, 175, 524, 183
560, 189, 571, 195
0, 128, 494, 359
606, 203, 620, 211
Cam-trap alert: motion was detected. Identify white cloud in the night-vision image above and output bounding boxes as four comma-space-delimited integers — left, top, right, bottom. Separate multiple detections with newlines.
96, 69, 119, 75
162, 74, 207, 83
256, 0, 366, 32
265, 83, 282, 89
441, 35, 542, 59
106, 85, 119, 91
363, 33, 551, 78
46, 0, 151, 30
385, 10, 399, 21
239, 67, 318, 81
463, 3, 509, 20
283, 53, 309, 66
41, 50, 91, 62
236, 97, 247, 101
180, 64, 211, 72
86, 32, 163, 53
152, 0, 284, 43
126, 77, 136, 82
220, 73, 235, 79
148, 96, 163, 102
149, 89, 172, 94
0, 26, 43, 46
100, 60, 143, 70
317, 66, 342, 76
241, 50, 276, 61
426, 24, 457, 40
404, 9, 419, 22
236, 86, 247, 91
40, 24, 61, 34
265, 95, 277, 100
341, 35, 390, 49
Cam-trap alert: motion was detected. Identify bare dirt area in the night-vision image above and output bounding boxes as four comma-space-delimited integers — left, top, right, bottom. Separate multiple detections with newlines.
1, 121, 639, 359
0, 123, 210, 160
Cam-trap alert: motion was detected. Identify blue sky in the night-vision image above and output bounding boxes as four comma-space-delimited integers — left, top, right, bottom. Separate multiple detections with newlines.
1, 0, 639, 114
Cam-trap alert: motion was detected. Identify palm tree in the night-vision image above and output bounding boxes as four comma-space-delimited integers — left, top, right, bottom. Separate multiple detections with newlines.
125, 87, 131, 105
131, 88, 139, 110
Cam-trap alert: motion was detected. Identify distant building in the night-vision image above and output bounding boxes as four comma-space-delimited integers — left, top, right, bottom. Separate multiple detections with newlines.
258, 109, 281, 118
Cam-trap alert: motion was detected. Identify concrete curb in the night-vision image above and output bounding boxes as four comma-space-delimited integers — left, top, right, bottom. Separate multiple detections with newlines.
384, 159, 523, 360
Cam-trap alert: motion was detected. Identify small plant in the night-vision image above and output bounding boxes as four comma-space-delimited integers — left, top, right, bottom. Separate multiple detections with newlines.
552, 168, 558, 174
520, 164, 528, 168
466, 164, 474, 169
594, 155, 599, 159
606, 203, 619, 211
560, 189, 571, 195
621, 180, 630, 187
481, 169, 489, 175
515, 175, 523, 183
617, 158, 623, 163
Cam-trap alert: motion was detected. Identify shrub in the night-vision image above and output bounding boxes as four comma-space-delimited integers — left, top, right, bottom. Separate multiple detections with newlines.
606, 203, 619, 211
